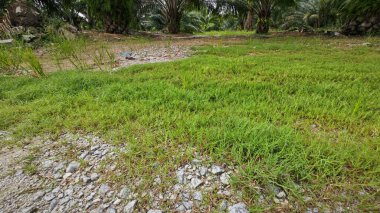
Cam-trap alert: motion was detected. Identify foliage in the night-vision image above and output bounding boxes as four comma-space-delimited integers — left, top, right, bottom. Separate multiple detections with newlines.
86, 0, 136, 33
0, 42, 44, 77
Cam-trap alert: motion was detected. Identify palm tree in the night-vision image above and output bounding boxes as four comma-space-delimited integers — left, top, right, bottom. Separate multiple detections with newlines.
157, 0, 187, 34
253, 0, 298, 34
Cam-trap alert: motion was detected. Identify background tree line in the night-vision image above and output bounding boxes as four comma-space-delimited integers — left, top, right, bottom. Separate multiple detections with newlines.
1, 0, 379, 35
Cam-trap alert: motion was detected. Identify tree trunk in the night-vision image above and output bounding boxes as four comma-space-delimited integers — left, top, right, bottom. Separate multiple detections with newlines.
256, 0, 271, 34
244, 9, 254, 31
167, 17, 181, 34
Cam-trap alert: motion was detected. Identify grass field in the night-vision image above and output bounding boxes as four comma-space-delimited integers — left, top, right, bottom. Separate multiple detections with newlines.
1, 36, 379, 210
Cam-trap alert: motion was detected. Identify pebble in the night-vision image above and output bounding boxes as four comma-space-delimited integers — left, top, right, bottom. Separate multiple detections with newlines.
44, 193, 56, 202
32, 191, 45, 201
190, 178, 203, 188
211, 165, 224, 175
193, 191, 203, 201
63, 172, 72, 180
147, 210, 163, 213
107, 207, 116, 213
118, 186, 130, 199
176, 168, 185, 184
228, 203, 249, 213
90, 173, 100, 181
49, 199, 58, 211
276, 191, 286, 199
82, 176, 91, 184
99, 183, 111, 195
123, 200, 138, 213
220, 200, 228, 211
220, 173, 230, 185
66, 161, 80, 173
199, 166, 208, 176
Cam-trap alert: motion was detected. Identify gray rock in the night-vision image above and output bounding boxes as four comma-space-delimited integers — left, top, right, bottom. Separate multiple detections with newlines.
220, 200, 228, 211
99, 184, 110, 195
147, 210, 162, 213
79, 151, 89, 159
41, 160, 53, 169
82, 176, 91, 184
176, 168, 185, 184
90, 173, 99, 181
63, 173, 72, 180
175, 204, 186, 212
211, 165, 224, 175
21, 206, 38, 213
66, 161, 80, 173
276, 191, 286, 199
228, 203, 249, 213
199, 166, 208, 176
220, 173, 230, 185
193, 191, 203, 201
0, 39, 13, 45
49, 199, 58, 211
123, 200, 137, 213
44, 193, 55, 202
118, 186, 130, 199
32, 191, 45, 201
107, 207, 117, 213
183, 201, 193, 210
190, 178, 203, 188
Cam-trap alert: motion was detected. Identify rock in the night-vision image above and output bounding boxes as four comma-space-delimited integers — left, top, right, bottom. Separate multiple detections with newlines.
113, 198, 121, 205
22, 34, 37, 42
220, 173, 230, 185
66, 161, 80, 173
99, 184, 110, 195
228, 203, 249, 213
220, 200, 228, 211
90, 173, 99, 181
118, 186, 130, 199
21, 206, 38, 213
147, 210, 162, 213
276, 191, 286, 199
211, 165, 224, 175
32, 191, 45, 201
193, 191, 203, 201
49, 199, 58, 211
63, 173, 72, 180
0, 39, 14, 45
44, 193, 55, 202
7, 0, 42, 27
80, 151, 89, 159
183, 201, 194, 210
190, 178, 203, 188
176, 168, 185, 184
303, 196, 312, 202
175, 204, 186, 212
82, 176, 91, 184
123, 200, 137, 213
107, 207, 116, 213
199, 166, 208, 176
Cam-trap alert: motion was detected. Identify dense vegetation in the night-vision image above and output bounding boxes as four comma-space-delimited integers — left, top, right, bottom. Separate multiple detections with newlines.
1, 0, 380, 34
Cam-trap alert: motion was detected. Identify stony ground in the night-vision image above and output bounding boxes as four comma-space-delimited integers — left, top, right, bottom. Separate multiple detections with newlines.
0, 132, 252, 212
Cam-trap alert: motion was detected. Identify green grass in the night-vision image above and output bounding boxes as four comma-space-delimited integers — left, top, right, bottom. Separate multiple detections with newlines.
1, 36, 379, 210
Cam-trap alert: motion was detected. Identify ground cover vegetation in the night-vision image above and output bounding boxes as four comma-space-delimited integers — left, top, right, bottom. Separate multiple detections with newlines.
0, 0, 379, 212
1, 36, 380, 211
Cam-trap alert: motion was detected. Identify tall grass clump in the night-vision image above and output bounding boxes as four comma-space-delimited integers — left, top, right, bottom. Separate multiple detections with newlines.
52, 37, 90, 71
22, 48, 45, 77
0, 42, 44, 77
0, 44, 23, 74
92, 43, 117, 71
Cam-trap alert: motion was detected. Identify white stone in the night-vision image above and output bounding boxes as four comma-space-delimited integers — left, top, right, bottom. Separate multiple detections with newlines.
123, 200, 137, 213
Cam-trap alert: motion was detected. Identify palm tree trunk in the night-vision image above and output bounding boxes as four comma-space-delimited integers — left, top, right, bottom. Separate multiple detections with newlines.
244, 9, 254, 31
256, 0, 271, 34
